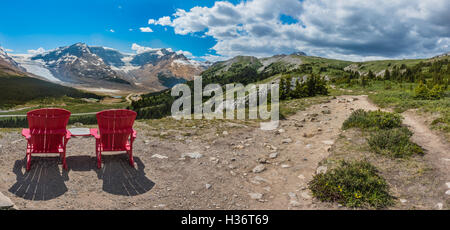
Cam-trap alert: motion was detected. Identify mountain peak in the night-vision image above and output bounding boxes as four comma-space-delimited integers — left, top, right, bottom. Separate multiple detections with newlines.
291, 51, 307, 56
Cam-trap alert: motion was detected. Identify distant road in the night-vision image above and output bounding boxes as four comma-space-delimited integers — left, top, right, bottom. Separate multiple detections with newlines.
0, 112, 98, 118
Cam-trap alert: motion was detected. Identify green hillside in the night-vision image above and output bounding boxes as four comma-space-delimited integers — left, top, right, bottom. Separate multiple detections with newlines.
0, 72, 101, 109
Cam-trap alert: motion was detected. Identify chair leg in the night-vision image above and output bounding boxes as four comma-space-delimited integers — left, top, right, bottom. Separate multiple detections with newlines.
62, 151, 68, 170
127, 150, 134, 167
97, 148, 102, 169
26, 151, 31, 171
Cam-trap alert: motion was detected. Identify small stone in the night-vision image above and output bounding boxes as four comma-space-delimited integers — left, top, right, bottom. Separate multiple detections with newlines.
288, 192, 297, 200
209, 157, 219, 164
222, 131, 229, 135
300, 192, 311, 199
269, 152, 278, 159
306, 144, 312, 149
251, 176, 270, 184
445, 190, 450, 196
205, 184, 212, 189
400, 199, 407, 203
290, 200, 301, 207
282, 138, 293, 144
317, 128, 322, 132
252, 164, 266, 173
316, 166, 328, 174
276, 129, 285, 134
0, 192, 14, 209
435, 203, 443, 210
249, 193, 263, 200
281, 164, 291, 168
181, 152, 203, 159
298, 174, 305, 180
446, 182, 450, 189
151, 154, 168, 159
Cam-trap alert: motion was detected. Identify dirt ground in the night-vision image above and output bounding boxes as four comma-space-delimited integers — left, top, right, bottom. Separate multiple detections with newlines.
0, 95, 448, 210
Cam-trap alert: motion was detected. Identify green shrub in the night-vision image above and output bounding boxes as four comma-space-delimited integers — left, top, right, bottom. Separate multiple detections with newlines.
428, 84, 445, 100
309, 161, 394, 209
414, 82, 445, 100
342, 109, 402, 130
367, 127, 424, 158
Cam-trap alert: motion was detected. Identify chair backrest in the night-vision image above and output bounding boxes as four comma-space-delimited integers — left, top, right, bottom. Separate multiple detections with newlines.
27, 108, 71, 152
96, 109, 137, 151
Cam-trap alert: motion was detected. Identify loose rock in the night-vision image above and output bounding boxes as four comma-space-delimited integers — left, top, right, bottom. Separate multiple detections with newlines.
316, 166, 328, 174
181, 152, 203, 159
252, 164, 266, 173
248, 193, 263, 200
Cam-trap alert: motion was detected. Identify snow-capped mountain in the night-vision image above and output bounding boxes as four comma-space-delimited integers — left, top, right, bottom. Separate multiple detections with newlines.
12, 43, 208, 93
31, 43, 130, 85
0, 47, 26, 73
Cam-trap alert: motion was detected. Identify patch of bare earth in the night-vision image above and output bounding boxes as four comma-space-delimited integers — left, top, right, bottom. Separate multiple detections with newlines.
0, 95, 448, 210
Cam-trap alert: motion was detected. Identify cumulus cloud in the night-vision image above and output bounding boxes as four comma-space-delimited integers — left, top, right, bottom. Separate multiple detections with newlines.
176, 50, 193, 57
148, 16, 172, 26
131, 43, 195, 57
27, 47, 46, 55
151, 0, 450, 61
139, 27, 153, 32
109, 29, 115, 33
131, 43, 159, 54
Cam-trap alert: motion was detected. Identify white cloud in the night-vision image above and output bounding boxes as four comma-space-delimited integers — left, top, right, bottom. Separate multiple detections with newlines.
152, 0, 450, 61
176, 50, 193, 57
200, 54, 228, 62
27, 47, 46, 55
148, 16, 172, 26
139, 27, 153, 32
131, 43, 159, 54
109, 29, 115, 33
131, 43, 196, 58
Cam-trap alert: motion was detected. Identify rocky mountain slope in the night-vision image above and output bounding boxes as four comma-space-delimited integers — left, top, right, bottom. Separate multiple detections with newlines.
0, 47, 26, 75
12, 43, 208, 93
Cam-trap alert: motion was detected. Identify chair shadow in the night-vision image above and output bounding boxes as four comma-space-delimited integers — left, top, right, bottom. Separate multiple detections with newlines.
8, 154, 154, 200
95, 155, 155, 196
66, 154, 155, 196
8, 157, 69, 201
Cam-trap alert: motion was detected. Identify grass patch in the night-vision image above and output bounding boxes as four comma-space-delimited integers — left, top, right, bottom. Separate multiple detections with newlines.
333, 81, 450, 136
342, 109, 402, 130
367, 127, 424, 158
309, 161, 394, 209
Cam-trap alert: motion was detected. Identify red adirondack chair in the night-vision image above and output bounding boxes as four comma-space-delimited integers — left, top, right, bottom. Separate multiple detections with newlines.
21, 108, 72, 171
90, 109, 137, 169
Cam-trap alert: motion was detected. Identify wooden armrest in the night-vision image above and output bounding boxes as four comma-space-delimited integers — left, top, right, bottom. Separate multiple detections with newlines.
90, 128, 100, 139
22, 129, 31, 140
65, 130, 72, 140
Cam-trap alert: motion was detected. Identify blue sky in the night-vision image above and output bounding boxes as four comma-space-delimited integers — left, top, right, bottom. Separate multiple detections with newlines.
0, 0, 238, 57
1, 0, 449, 61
